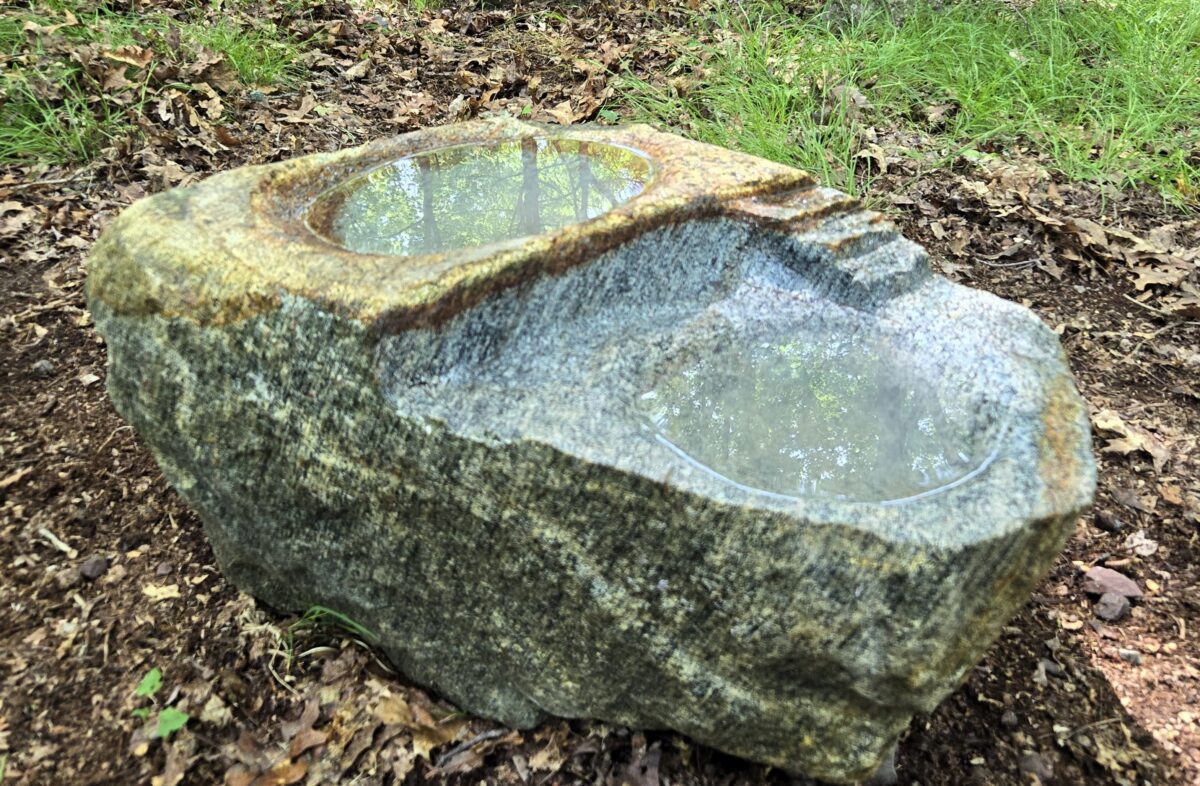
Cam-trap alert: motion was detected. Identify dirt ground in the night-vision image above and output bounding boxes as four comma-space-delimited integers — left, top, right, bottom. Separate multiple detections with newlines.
2, 2, 1198, 785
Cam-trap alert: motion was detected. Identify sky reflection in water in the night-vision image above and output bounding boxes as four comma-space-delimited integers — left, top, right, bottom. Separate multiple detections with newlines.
642, 327, 989, 503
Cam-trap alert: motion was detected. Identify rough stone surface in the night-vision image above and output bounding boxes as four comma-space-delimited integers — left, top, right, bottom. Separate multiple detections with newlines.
1082, 566, 1143, 598
1119, 649, 1143, 666
1095, 592, 1132, 622
86, 117, 1096, 784
78, 555, 109, 581
864, 747, 898, 786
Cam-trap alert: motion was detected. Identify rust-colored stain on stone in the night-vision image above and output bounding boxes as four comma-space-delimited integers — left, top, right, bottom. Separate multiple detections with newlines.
1037, 374, 1092, 513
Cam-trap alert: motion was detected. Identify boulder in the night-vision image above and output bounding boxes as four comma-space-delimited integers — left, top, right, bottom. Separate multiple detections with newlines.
87, 117, 1095, 784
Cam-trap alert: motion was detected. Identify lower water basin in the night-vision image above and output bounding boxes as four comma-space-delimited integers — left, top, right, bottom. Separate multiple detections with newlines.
640, 324, 998, 504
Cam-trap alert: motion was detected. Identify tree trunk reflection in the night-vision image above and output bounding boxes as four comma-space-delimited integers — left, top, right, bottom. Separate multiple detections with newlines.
516, 137, 543, 236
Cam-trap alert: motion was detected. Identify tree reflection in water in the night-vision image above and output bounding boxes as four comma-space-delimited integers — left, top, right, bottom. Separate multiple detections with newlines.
326, 138, 651, 256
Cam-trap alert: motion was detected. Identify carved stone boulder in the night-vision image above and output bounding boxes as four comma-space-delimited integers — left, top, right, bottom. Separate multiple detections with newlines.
87, 117, 1095, 784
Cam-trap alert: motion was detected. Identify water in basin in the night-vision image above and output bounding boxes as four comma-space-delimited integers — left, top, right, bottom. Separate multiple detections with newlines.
314, 137, 652, 255
641, 326, 992, 503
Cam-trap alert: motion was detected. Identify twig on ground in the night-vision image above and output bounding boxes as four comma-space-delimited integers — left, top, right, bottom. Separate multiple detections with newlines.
435, 728, 508, 767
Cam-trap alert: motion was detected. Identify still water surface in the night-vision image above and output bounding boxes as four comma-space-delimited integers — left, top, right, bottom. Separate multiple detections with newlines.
317, 138, 651, 255
641, 328, 990, 503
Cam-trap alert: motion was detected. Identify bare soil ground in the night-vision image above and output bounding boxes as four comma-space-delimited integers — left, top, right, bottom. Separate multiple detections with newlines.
2, 2, 1198, 785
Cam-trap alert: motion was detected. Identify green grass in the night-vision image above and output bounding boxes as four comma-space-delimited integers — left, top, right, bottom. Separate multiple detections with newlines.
0, 1, 305, 165
279, 605, 379, 669
0, 14, 27, 53
290, 605, 379, 643
619, 0, 1200, 201
185, 18, 305, 86
0, 6, 135, 165
0, 73, 125, 163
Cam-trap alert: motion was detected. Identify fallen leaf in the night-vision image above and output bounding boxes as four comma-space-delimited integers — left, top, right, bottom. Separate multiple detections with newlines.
1092, 409, 1171, 472
447, 94, 471, 121
1159, 484, 1184, 506
199, 694, 232, 727
288, 728, 328, 759
281, 698, 319, 740
143, 584, 182, 602
374, 694, 411, 725
0, 201, 36, 238
343, 59, 371, 81
830, 83, 872, 120
924, 102, 956, 126
1123, 529, 1159, 557
529, 743, 568, 772
279, 94, 317, 124
545, 99, 578, 126
248, 759, 306, 786
1065, 217, 1109, 251
856, 143, 890, 174
1112, 487, 1156, 513
1132, 264, 1189, 291
410, 704, 469, 760
102, 45, 153, 68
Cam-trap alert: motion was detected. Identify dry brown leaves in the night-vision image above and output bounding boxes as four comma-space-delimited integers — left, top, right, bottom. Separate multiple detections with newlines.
895, 152, 1199, 313
197, 642, 619, 786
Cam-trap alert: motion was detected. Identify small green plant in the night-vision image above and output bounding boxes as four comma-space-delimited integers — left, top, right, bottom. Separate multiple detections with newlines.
155, 707, 190, 738
131, 667, 190, 739
291, 605, 379, 643
1, 753, 8, 783
275, 605, 379, 674
135, 667, 163, 699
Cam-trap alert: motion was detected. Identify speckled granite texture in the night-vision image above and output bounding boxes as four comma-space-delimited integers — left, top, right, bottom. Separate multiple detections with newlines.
87, 117, 1096, 784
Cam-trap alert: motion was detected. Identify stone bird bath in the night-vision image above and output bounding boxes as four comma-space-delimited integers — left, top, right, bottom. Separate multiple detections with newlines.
87, 117, 1095, 784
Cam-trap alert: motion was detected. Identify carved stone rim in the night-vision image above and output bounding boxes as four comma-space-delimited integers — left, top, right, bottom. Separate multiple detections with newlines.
87, 116, 828, 332
301, 136, 661, 255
